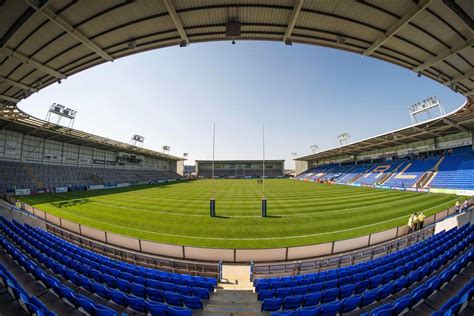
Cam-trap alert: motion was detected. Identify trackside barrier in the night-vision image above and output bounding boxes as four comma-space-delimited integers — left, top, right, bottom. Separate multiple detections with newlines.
250, 226, 435, 280
2, 194, 473, 265
251, 205, 474, 280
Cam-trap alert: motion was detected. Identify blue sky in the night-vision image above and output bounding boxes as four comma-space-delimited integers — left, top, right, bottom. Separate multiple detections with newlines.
19, 41, 466, 168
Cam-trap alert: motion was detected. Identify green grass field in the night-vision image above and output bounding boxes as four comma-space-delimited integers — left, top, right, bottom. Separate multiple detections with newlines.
19, 179, 465, 248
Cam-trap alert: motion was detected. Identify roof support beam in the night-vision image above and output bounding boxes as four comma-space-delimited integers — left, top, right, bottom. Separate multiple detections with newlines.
446, 67, 474, 84
0, 95, 19, 103
162, 0, 189, 44
442, 118, 470, 133
363, 0, 432, 56
24, 0, 113, 62
413, 35, 474, 73
284, 0, 304, 42
0, 48, 66, 79
0, 77, 38, 92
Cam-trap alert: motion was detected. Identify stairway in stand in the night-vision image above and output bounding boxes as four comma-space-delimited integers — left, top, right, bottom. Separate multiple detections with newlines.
196, 265, 263, 316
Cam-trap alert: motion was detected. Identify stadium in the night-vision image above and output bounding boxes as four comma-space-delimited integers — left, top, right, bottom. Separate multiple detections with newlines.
0, 1, 473, 316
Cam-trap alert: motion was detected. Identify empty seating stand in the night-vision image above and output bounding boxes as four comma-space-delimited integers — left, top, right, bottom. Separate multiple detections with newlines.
431, 155, 474, 190
297, 152, 474, 190
0, 216, 217, 315
0, 160, 183, 193
255, 224, 474, 315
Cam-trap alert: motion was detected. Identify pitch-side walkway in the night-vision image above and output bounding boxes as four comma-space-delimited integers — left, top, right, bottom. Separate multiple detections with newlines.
196, 264, 263, 316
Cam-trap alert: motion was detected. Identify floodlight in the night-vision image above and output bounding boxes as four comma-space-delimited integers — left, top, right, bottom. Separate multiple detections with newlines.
179, 41, 188, 47
285, 39, 292, 46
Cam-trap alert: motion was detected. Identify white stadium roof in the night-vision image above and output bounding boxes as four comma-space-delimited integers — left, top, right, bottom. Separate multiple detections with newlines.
0, 0, 472, 107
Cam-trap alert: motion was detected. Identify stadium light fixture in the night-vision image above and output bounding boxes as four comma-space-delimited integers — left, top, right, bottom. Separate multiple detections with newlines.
285, 39, 292, 46
45, 103, 77, 128
130, 134, 145, 147
337, 133, 351, 146
162, 145, 170, 153
291, 152, 298, 157
179, 41, 188, 47
408, 96, 445, 124
183, 152, 188, 158
310, 145, 319, 153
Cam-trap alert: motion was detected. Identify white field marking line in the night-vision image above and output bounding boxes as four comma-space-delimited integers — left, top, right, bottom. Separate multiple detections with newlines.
41, 197, 460, 241
48, 192, 431, 218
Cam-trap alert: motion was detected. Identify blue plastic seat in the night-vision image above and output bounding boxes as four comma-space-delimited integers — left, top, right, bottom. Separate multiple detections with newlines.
369, 275, 383, 289
320, 300, 341, 316
377, 283, 395, 300
164, 291, 183, 306
146, 278, 162, 289
355, 280, 369, 293
116, 278, 131, 293
168, 306, 192, 316
147, 288, 164, 302
393, 295, 412, 314
102, 274, 116, 288
110, 289, 128, 306
341, 294, 361, 313
147, 301, 168, 316
324, 280, 338, 290
309, 282, 323, 293
258, 289, 275, 301
283, 295, 303, 310
293, 285, 308, 296
262, 298, 283, 312
70, 293, 94, 314
303, 292, 321, 307
130, 282, 146, 298
183, 295, 203, 310
161, 282, 177, 292
92, 283, 110, 300
276, 287, 293, 298
339, 284, 355, 299
128, 295, 147, 313
295, 305, 321, 316
321, 288, 339, 303
93, 304, 117, 316
361, 288, 379, 307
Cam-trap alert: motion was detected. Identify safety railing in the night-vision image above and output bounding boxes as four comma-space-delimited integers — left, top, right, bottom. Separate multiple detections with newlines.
2, 193, 471, 266
250, 225, 435, 280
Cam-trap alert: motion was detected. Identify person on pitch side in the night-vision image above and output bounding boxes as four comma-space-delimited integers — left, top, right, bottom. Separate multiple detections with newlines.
413, 212, 420, 231
463, 200, 469, 212
408, 213, 415, 233
455, 200, 461, 213
417, 212, 426, 230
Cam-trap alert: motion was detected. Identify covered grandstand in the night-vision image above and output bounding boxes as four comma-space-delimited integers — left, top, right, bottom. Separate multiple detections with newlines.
196, 160, 284, 178
295, 100, 474, 194
0, 107, 184, 194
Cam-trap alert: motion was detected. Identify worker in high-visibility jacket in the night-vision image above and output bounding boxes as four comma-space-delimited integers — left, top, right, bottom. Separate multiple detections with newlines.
408, 213, 416, 233
15, 200, 21, 209
417, 212, 426, 230
455, 201, 461, 213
